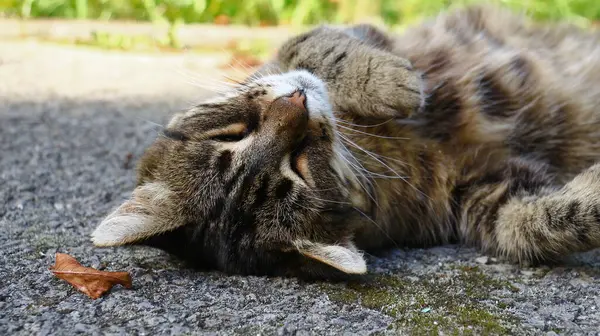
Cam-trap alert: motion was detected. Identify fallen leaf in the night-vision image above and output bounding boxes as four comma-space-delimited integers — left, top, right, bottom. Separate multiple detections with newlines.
49, 253, 132, 299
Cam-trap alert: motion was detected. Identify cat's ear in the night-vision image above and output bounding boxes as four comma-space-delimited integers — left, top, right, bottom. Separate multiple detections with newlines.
91, 182, 183, 246
294, 240, 367, 274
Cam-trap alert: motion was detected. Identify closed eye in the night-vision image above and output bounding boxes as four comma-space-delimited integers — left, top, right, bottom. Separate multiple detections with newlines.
212, 133, 247, 142
208, 123, 249, 142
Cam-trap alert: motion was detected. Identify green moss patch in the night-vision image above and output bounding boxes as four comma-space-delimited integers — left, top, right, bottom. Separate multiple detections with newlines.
322, 265, 521, 334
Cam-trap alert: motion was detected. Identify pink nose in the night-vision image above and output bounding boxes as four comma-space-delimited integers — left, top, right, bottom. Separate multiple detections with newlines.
285, 89, 306, 110
263, 88, 309, 152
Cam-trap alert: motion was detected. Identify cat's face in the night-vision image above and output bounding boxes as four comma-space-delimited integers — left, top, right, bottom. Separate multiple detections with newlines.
92, 70, 369, 278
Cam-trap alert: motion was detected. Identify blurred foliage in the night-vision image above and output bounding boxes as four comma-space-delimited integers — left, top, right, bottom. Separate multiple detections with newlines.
1, 0, 599, 27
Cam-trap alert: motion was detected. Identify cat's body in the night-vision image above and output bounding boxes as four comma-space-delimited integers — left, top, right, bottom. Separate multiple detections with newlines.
323, 6, 600, 256
92, 5, 600, 278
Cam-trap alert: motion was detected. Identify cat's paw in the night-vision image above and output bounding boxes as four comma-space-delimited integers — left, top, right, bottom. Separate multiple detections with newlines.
566, 163, 600, 194
361, 54, 424, 119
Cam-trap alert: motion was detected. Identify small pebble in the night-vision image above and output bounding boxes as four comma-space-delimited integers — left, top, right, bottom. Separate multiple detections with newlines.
520, 269, 535, 276
475, 256, 489, 265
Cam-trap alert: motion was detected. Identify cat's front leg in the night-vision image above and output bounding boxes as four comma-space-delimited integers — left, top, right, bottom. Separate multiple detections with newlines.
276, 26, 423, 119
457, 159, 600, 264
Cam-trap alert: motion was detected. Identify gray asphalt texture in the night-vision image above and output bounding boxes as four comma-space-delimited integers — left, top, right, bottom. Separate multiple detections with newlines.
1, 40, 600, 335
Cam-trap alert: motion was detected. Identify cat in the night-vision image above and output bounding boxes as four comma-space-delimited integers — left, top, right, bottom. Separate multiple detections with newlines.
91, 4, 600, 279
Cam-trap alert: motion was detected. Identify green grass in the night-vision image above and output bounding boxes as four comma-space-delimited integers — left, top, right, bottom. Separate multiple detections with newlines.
321, 266, 522, 334
3, 1, 598, 53
1, 0, 600, 27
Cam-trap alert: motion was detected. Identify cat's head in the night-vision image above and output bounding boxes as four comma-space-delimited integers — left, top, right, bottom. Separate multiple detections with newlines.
91, 70, 371, 278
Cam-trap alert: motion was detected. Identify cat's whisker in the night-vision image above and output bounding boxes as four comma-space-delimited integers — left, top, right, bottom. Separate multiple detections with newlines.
339, 142, 413, 171
335, 123, 410, 140
336, 131, 414, 169
338, 133, 432, 201
137, 118, 165, 130
177, 62, 240, 86
338, 133, 406, 175
181, 77, 235, 93
349, 167, 411, 179
176, 75, 232, 94
338, 142, 379, 208
303, 195, 353, 205
307, 187, 340, 192
332, 116, 396, 128
341, 143, 380, 213
228, 54, 254, 73
352, 206, 400, 249
222, 62, 258, 85
341, 157, 380, 201
223, 52, 264, 83
334, 129, 422, 184
290, 199, 319, 214
226, 60, 252, 80
339, 152, 385, 183
241, 65, 263, 83
173, 63, 237, 86
174, 68, 238, 93
221, 72, 245, 85
333, 117, 426, 178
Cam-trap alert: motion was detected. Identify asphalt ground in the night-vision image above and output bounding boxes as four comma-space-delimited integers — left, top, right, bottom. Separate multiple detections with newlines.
1, 40, 600, 335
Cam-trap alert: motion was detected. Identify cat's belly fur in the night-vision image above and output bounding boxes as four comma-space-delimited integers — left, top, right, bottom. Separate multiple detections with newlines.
349, 7, 600, 250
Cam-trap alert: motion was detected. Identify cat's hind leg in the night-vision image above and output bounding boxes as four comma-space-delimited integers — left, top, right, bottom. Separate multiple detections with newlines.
457, 159, 600, 263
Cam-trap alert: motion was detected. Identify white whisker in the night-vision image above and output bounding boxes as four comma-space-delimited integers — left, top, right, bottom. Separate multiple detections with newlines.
337, 131, 414, 169
291, 199, 319, 214
338, 132, 432, 201
175, 70, 235, 92
333, 116, 396, 128
338, 142, 379, 208
352, 207, 399, 249
336, 123, 410, 140
304, 195, 353, 205
137, 118, 165, 130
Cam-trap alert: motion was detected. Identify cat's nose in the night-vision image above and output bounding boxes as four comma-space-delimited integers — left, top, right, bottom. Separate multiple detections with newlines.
285, 89, 306, 110
263, 89, 309, 150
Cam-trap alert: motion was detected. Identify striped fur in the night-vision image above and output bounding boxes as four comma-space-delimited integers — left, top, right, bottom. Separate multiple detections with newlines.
93, 5, 600, 277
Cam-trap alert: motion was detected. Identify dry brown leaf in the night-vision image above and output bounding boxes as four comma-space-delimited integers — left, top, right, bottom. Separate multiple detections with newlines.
49, 253, 132, 299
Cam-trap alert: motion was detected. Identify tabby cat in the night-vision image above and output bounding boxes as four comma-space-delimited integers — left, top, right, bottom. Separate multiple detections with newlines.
91, 5, 600, 279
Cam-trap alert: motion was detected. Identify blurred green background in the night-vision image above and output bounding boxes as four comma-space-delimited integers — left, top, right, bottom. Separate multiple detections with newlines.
2, 0, 598, 55
1, 0, 599, 27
